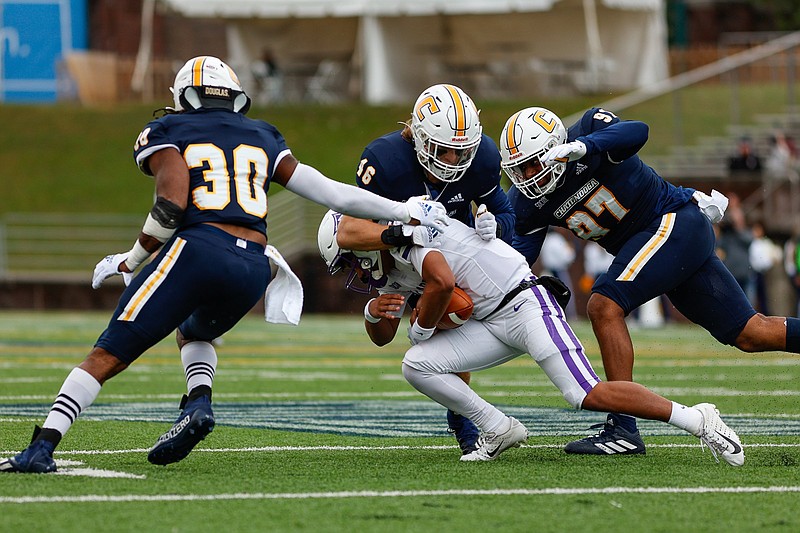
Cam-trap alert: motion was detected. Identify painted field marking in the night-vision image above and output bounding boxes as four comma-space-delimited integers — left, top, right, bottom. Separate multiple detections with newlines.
2, 442, 799, 457
53, 460, 145, 479
2, 486, 800, 504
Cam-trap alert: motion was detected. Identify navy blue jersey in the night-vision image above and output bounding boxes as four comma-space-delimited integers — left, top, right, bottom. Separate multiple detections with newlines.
511, 108, 694, 261
133, 108, 289, 235
355, 130, 515, 242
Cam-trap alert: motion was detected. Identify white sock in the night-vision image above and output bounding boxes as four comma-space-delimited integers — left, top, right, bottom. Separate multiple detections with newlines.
42, 367, 102, 437
181, 341, 217, 393
668, 401, 704, 436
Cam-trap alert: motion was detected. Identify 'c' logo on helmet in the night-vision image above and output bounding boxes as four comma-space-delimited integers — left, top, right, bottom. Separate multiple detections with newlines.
533, 110, 557, 133
415, 96, 440, 122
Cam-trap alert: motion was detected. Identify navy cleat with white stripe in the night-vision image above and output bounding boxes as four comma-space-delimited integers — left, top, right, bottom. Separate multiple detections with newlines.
0, 426, 57, 474
148, 393, 215, 466
564, 414, 646, 455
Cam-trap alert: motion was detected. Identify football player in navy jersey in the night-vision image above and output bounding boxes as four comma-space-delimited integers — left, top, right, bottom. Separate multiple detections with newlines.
500, 106, 800, 456
0, 56, 449, 474
347, 84, 516, 453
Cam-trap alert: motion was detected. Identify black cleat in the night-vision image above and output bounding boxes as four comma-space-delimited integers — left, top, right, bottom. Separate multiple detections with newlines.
565, 414, 646, 455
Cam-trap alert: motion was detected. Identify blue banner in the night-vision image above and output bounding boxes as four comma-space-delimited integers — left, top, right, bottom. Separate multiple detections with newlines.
1, 0, 87, 102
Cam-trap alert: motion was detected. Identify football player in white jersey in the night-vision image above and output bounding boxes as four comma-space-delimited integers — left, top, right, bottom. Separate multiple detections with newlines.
319, 212, 745, 466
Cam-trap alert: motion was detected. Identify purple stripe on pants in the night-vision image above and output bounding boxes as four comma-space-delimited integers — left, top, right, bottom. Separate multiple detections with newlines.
531, 287, 600, 393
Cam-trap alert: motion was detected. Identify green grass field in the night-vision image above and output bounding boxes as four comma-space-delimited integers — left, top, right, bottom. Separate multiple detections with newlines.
0, 311, 799, 532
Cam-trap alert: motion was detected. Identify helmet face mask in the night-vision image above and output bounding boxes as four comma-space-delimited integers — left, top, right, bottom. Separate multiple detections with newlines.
317, 210, 386, 294
500, 107, 567, 199
410, 84, 482, 183
171, 56, 251, 114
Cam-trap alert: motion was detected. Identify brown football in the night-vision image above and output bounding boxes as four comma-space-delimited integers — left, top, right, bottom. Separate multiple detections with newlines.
436, 286, 474, 330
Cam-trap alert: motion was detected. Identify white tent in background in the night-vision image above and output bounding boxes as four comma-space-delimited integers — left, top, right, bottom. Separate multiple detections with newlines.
161, 0, 669, 104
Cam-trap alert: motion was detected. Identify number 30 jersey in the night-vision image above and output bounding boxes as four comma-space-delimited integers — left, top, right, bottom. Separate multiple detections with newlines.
511, 107, 695, 261
133, 107, 290, 235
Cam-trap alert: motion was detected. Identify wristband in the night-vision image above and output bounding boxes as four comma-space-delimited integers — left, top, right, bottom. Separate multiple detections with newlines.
380, 224, 414, 247
409, 320, 436, 342
364, 298, 381, 323
124, 240, 151, 272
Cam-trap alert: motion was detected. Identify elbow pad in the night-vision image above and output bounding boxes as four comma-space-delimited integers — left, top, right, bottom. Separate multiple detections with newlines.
143, 197, 184, 242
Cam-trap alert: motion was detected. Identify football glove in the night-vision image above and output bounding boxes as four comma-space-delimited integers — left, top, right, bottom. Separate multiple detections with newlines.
692, 189, 729, 224
542, 141, 587, 167
475, 204, 497, 241
402, 224, 442, 248
404, 197, 449, 232
92, 253, 134, 289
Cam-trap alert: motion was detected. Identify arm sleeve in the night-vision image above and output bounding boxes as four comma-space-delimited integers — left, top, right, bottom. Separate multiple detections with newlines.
479, 184, 516, 244
577, 120, 649, 163
284, 163, 410, 223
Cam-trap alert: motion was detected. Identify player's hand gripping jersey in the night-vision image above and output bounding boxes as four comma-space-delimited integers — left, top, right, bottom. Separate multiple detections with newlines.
510, 108, 695, 262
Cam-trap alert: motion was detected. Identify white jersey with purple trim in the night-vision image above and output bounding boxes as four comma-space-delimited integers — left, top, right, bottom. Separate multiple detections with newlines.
386, 218, 601, 411
387, 218, 532, 319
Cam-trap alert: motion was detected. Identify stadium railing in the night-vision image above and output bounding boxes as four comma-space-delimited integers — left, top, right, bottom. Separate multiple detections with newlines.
0, 193, 328, 283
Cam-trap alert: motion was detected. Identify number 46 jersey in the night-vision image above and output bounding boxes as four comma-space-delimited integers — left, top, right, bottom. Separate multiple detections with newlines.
511, 107, 695, 261
133, 107, 290, 235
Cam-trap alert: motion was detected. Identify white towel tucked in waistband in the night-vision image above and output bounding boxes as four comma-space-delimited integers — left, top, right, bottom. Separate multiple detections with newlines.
264, 245, 303, 325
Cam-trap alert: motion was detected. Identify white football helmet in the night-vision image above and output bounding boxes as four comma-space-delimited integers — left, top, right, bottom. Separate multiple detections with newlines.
410, 84, 482, 183
500, 107, 568, 199
317, 210, 386, 294
171, 56, 251, 114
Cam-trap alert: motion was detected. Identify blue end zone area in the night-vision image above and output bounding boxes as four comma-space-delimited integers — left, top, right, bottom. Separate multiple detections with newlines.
1, 401, 798, 437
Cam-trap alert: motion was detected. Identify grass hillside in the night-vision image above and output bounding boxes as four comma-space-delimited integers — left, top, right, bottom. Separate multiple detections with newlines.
1, 83, 791, 215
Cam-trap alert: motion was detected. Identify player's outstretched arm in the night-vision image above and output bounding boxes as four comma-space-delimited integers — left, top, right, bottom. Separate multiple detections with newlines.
274, 155, 448, 231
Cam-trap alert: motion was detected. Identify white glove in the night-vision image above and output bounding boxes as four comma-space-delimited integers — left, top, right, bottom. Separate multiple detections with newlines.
402, 224, 442, 248
692, 189, 729, 224
475, 204, 497, 241
542, 141, 587, 167
92, 253, 134, 289
407, 320, 435, 345
404, 197, 449, 232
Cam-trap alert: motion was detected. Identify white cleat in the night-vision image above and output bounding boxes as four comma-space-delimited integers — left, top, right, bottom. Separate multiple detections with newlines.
693, 403, 745, 467
460, 417, 528, 462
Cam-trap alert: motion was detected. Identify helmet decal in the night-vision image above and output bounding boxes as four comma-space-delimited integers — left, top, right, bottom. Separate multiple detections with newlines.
171, 55, 251, 114
500, 106, 568, 200
442, 84, 467, 137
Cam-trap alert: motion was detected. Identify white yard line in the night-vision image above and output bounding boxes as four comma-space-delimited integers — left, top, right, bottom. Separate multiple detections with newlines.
2, 442, 799, 457
2, 486, 800, 504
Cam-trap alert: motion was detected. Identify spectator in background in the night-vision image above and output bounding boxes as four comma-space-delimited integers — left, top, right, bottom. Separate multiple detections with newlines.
539, 227, 577, 319
728, 136, 761, 172
252, 49, 283, 104
715, 193, 752, 293
748, 222, 780, 315
764, 131, 798, 182
581, 241, 614, 293
785, 228, 800, 317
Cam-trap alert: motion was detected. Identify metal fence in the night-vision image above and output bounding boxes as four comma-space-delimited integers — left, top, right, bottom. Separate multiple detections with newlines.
0, 193, 327, 282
